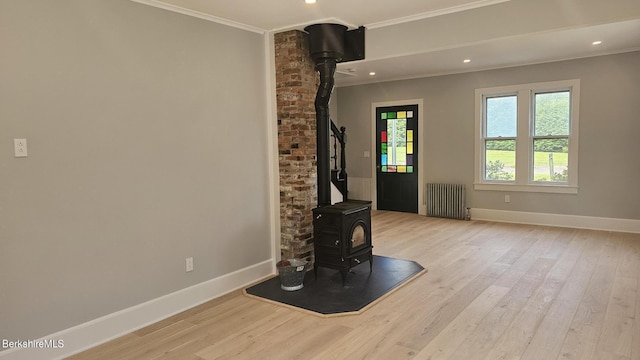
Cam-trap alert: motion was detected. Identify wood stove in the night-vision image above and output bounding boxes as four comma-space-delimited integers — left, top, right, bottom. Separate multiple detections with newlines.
313, 200, 373, 284
305, 23, 371, 284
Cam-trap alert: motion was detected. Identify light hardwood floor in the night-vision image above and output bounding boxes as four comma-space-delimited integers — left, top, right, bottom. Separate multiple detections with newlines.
69, 211, 640, 360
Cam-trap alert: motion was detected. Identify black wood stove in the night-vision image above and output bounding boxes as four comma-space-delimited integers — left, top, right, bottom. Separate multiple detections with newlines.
313, 200, 373, 284
305, 24, 372, 284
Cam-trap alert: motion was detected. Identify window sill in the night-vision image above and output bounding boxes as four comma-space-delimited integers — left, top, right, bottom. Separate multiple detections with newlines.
473, 183, 578, 194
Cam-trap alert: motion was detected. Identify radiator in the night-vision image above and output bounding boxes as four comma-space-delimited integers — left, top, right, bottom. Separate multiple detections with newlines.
426, 183, 466, 220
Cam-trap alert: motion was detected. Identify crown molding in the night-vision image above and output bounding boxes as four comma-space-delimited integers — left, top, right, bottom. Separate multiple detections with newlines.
130, 0, 266, 34
365, 0, 511, 29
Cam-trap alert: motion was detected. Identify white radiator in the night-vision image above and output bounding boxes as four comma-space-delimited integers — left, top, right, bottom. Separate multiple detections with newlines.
426, 183, 466, 220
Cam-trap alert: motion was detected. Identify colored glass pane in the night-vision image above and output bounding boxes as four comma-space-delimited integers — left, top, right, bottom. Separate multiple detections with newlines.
387, 112, 396, 119
381, 143, 387, 154
407, 166, 413, 173
381, 131, 387, 142
407, 111, 413, 118
407, 130, 413, 142
381, 166, 387, 172
387, 166, 397, 172
407, 142, 413, 154
398, 166, 407, 173
381, 154, 387, 165
397, 111, 406, 119
381, 113, 387, 120
407, 154, 413, 166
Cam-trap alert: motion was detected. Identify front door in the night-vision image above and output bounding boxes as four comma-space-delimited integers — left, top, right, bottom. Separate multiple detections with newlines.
376, 104, 419, 213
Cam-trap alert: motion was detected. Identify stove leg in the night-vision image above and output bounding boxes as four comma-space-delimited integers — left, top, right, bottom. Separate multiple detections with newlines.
314, 264, 318, 280
369, 252, 373, 272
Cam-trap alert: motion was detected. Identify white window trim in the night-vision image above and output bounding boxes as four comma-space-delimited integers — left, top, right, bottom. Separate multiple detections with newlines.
474, 79, 580, 194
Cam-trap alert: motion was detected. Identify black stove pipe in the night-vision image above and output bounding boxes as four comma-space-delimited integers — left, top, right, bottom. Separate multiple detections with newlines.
313, 58, 336, 207
305, 24, 347, 207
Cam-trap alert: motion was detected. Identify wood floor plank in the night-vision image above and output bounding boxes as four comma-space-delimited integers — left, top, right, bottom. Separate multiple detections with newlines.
65, 333, 142, 360
446, 257, 557, 360
177, 301, 284, 357
616, 233, 640, 360
516, 229, 602, 360
413, 284, 511, 360
492, 226, 562, 289
557, 231, 621, 360
67, 212, 640, 360
207, 317, 352, 360
308, 311, 405, 360
594, 231, 637, 360
133, 291, 242, 337
595, 276, 635, 359
117, 321, 201, 360
192, 307, 299, 360
397, 264, 509, 351
482, 230, 584, 360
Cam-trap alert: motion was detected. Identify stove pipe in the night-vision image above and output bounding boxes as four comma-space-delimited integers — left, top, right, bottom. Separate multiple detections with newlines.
304, 23, 347, 207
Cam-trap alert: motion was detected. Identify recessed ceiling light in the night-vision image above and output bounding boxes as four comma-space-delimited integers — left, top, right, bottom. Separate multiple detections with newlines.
369, 72, 376, 76
463, 59, 471, 63
305, 0, 316, 3
592, 40, 602, 45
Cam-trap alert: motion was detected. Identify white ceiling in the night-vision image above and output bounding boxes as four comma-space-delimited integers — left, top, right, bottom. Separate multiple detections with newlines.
133, 0, 640, 87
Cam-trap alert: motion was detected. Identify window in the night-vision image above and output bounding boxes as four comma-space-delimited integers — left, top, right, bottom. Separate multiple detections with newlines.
484, 95, 517, 181
380, 110, 415, 173
474, 80, 579, 193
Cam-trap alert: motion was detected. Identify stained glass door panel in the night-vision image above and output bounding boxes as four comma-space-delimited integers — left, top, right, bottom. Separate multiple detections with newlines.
376, 104, 418, 213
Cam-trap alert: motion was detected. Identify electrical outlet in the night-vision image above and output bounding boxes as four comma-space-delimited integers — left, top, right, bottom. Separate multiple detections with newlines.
185, 257, 194, 272
504, 194, 511, 203
14, 138, 27, 157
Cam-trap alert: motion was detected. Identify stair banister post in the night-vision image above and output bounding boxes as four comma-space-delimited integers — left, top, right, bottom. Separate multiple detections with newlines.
339, 126, 347, 179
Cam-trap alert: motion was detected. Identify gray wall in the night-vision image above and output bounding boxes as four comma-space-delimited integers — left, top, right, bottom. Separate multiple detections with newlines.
0, 1, 270, 340
337, 51, 640, 220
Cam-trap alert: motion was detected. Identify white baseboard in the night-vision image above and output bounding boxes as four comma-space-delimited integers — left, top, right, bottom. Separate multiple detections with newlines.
0, 260, 274, 360
471, 208, 640, 234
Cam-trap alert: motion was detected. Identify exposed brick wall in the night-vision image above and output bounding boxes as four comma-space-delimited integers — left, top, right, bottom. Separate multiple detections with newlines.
274, 30, 318, 264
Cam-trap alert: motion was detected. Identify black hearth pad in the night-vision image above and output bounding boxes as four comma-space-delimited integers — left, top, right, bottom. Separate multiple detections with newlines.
244, 255, 426, 316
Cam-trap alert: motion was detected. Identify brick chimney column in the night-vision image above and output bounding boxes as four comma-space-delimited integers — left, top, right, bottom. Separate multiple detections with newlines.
274, 30, 318, 264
